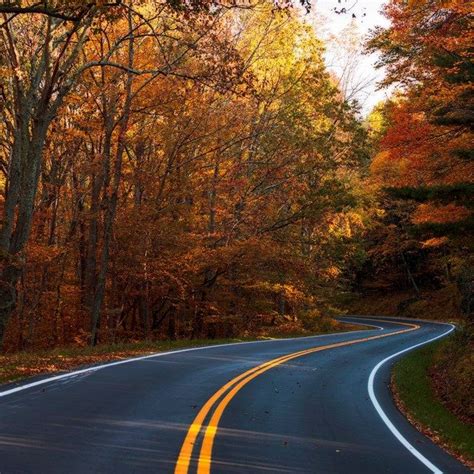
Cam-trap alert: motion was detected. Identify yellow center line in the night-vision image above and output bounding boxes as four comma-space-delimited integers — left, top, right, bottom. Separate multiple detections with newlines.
175, 321, 419, 474
174, 350, 313, 473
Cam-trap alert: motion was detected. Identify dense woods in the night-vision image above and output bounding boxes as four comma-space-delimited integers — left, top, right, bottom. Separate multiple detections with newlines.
357, 0, 473, 322
0, 1, 372, 350
361, 0, 473, 425
0, 0, 472, 354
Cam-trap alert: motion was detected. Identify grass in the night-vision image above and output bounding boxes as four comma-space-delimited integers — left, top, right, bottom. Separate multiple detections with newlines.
0, 337, 258, 385
392, 339, 474, 467
0, 320, 366, 385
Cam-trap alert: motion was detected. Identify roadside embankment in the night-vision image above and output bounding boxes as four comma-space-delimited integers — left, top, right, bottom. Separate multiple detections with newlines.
392, 328, 474, 469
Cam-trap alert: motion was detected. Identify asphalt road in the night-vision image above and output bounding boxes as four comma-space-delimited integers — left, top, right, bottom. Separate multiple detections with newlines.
0, 317, 469, 474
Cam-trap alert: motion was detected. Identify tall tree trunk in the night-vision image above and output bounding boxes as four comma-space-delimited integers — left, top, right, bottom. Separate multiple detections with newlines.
208, 159, 219, 234
0, 110, 49, 343
401, 252, 420, 296
90, 13, 135, 345
83, 171, 102, 308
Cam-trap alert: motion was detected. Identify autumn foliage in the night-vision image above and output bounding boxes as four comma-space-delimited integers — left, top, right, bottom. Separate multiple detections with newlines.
362, 0, 473, 317
0, 2, 372, 351
0, 0, 471, 355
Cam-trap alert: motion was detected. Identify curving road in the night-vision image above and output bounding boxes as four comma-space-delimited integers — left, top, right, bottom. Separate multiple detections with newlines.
0, 317, 469, 474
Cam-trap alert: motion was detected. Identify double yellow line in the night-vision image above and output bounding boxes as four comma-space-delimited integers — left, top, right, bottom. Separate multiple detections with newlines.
174, 320, 419, 474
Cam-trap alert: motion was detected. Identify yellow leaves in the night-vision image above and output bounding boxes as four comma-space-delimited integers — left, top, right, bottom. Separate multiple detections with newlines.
237, 4, 324, 98
0, 174, 6, 196
367, 107, 386, 137
252, 282, 307, 305
325, 266, 341, 279
279, 284, 306, 303
328, 210, 365, 239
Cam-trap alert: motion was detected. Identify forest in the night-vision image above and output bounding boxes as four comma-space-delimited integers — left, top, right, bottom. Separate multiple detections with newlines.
0, 1, 471, 350
0, 1, 472, 469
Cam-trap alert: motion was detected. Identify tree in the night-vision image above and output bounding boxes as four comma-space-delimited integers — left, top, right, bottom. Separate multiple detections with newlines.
0, 0, 243, 343
0, 1, 372, 349
365, 0, 473, 319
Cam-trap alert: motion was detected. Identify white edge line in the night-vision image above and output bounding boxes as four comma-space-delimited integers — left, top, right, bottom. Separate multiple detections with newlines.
368, 321, 456, 474
0, 322, 382, 399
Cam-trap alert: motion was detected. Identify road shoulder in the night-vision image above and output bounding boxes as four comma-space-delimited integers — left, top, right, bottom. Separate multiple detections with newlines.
0, 321, 367, 387
391, 339, 474, 470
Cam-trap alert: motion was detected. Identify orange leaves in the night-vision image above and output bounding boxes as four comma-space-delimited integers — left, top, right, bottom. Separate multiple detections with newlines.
370, 150, 404, 186
26, 242, 64, 266
370, 101, 474, 189
421, 237, 449, 248
0, 2, 375, 351
412, 203, 471, 225
365, 0, 472, 313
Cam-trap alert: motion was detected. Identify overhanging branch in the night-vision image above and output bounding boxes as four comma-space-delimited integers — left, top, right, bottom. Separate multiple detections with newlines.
0, 2, 122, 22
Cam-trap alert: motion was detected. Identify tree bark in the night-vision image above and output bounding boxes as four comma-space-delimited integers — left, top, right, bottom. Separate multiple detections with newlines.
90, 11, 135, 345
